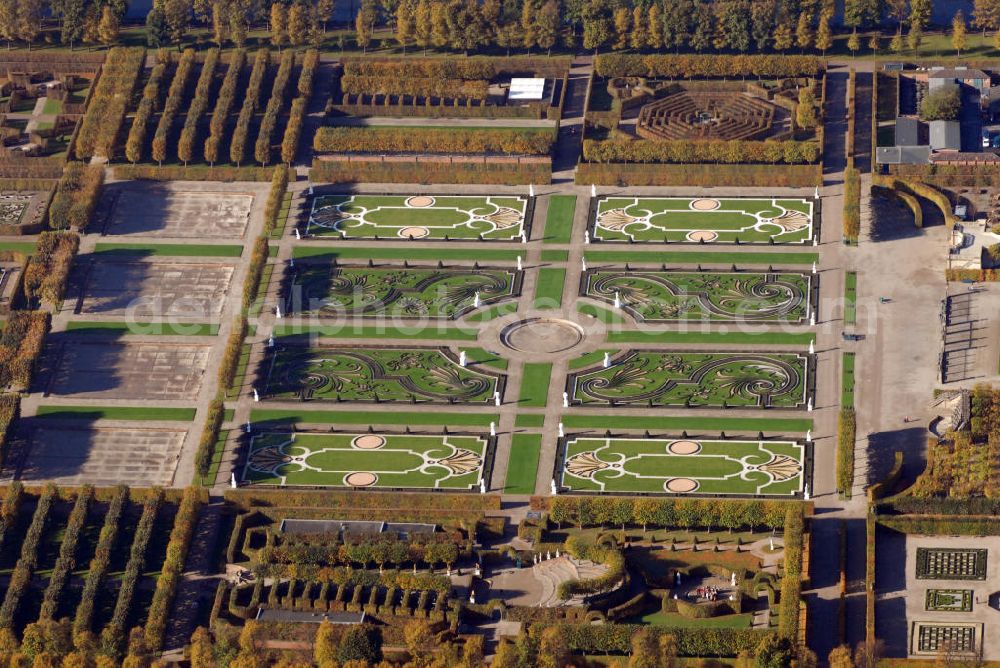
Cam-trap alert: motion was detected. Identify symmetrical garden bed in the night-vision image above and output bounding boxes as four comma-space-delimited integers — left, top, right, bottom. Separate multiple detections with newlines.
915, 547, 988, 581
567, 351, 810, 409
243, 431, 493, 490
581, 269, 812, 323
307, 194, 530, 241
924, 588, 973, 612
557, 435, 808, 497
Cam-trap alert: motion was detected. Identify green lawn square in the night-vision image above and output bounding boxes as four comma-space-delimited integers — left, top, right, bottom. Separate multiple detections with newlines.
560, 436, 805, 496
263, 346, 504, 404
244, 432, 488, 489
593, 196, 814, 244
288, 264, 519, 319
569, 351, 808, 409
308, 194, 528, 240
582, 270, 811, 323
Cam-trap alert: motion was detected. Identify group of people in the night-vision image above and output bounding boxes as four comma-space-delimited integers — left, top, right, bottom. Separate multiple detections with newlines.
691, 585, 722, 602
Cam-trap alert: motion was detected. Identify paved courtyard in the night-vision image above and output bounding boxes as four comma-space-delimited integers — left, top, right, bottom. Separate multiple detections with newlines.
40, 340, 211, 400
8, 425, 185, 487
72, 259, 236, 317
102, 184, 254, 238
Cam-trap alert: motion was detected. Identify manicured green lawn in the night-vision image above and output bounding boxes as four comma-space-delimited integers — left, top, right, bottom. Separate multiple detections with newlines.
65, 322, 219, 336
34, 406, 196, 421
0, 241, 35, 254
607, 331, 815, 345
578, 303, 625, 324
534, 268, 566, 308
543, 195, 577, 244
264, 346, 501, 403
504, 434, 541, 495
272, 324, 479, 341
93, 243, 244, 258
561, 436, 805, 496
293, 246, 523, 262
630, 611, 754, 629
842, 352, 856, 408
308, 194, 527, 240
571, 352, 808, 408
586, 250, 819, 265
42, 97, 63, 115
569, 350, 619, 369
560, 415, 812, 432
518, 363, 552, 407
244, 431, 488, 489
250, 409, 498, 427
539, 250, 569, 261
463, 347, 510, 370
464, 302, 519, 322
515, 414, 545, 428
290, 265, 518, 319
844, 271, 858, 325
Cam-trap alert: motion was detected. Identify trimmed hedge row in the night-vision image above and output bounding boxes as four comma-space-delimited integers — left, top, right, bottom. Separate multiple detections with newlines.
23, 231, 79, 306
101, 490, 163, 657
125, 60, 168, 164
595, 54, 825, 79
231, 49, 270, 167
583, 138, 820, 165
342, 58, 496, 80
310, 158, 549, 186
254, 50, 294, 167
281, 49, 319, 166
264, 166, 289, 234
0, 483, 56, 627
39, 485, 94, 620
0, 481, 22, 562
205, 49, 246, 166
0, 397, 17, 470
144, 487, 202, 652
576, 161, 821, 187
341, 75, 489, 101
226, 489, 502, 511
111, 164, 281, 182
74, 486, 129, 636
778, 504, 805, 641
152, 48, 196, 165
538, 623, 769, 656
546, 496, 794, 531
837, 409, 856, 498
75, 47, 145, 159
219, 316, 247, 396
843, 167, 861, 241
313, 126, 555, 156
242, 237, 269, 311
49, 161, 104, 231
195, 399, 224, 480
178, 48, 220, 165
0, 310, 49, 390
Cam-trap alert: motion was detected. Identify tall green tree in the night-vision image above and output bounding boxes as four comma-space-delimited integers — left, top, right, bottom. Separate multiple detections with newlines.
973, 0, 1000, 36
430, 0, 448, 47
689, 0, 713, 51
270, 2, 287, 47
847, 27, 860, 54
536, 0, 560, 53
868, 29, 881, 53
54, 0, 87, 48
815, 11, 832, 52
750, 0, 776, 52
395, 0, 414, 50
952, 9, 968, 53
414, 0, 432, 48
288, 2, 309, 45
627, 629, 659, 668
662, 0, 693, 50
164, 0, 193, 44
98, 5, 120, 45
145, 6, 169, 47
612, 5, 630, 48
521, 0, 537, 48
581, 0, 612, 51
16, 0, 43, 47
795, 9, 812, 50
907, 23, 922, 52
646, 2, 663, 48
447, 0, 487, 53
355, 0, 376, 50
909, 0, 930, 30
720, 0, 751, 52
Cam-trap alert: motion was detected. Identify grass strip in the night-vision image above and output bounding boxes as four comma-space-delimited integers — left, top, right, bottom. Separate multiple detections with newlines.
844, 271, 858, 325
539, 250, 569, 262
586, 250, 819, 265
534, 267, 566, 308
0, 241, 35, 254
569, 349, 618, 370
293, 246, 523, 262
842, 352, 856, 408
464, 302, 518, 322
250, 409, 498, 427
518, 363, 552, 407
607, 330, 815, 345
561, 414, 813, 432
515, 414, 545, 428
34, 406, 196, 421
504, 434, 541, 495
93, 243, 244, 257
578, 303, 625, 324
65, 321, 219, 336
273, 323, 479, 341
543, 195, 577, 244
463, 347, 509, 370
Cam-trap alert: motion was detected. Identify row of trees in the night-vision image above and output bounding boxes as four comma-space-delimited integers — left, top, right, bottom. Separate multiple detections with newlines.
125, 59, 168, 164
313, 125, 556, 154
38, 486, 93, 620
23, 231, 78, 306
280, 49, 318, 164
254, 49, 295, 166
583, 137, 821, 165
230, 49, 270, 166
259, 534, 464, 571
49, 161, 104, 231
594, 53, 822, 78
0, 484, 56, 628
153, 48, 198, 165
72, 486, 128, 637
0, 400, 17, 471
178, 48, 221, 164
75, 47, 145, 161
205, 50, 246, 165
0, 311, 48, 390
547, 495, 797, 531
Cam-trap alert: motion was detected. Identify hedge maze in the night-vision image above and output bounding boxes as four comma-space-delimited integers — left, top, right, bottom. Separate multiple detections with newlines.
243, 432, 491, 490
307, 194, 529, 240
568, 351, 809, 409
262, 346, 504, 404
636, 91, 778, 142
592, 196, 815, 244
559, 436, 807, 496
286, 265, 521, 319
582, 270, 811, 323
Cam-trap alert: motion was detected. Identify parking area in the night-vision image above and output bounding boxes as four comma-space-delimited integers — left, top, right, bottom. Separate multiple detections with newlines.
8, 425, 185, 487
39, 340, 211, 400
